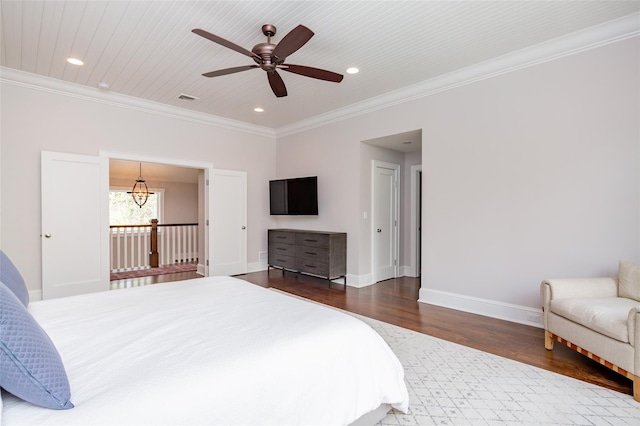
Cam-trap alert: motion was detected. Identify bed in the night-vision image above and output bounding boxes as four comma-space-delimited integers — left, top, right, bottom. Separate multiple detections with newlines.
1, 274, 409, 425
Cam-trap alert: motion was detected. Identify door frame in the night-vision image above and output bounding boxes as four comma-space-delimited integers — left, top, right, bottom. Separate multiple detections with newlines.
371, 160, 400, 283
100, 151, 214, 276
409, 165, 422, 277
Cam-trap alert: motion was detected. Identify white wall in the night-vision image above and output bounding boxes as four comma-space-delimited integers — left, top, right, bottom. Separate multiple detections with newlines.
0, 76, 276, 292
275, 37, 640, 321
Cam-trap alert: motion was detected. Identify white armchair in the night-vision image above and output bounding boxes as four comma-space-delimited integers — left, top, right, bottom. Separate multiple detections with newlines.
540, 261, 640, 402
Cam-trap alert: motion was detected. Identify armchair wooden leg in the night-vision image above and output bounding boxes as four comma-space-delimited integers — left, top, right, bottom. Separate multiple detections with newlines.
634, 375, 639, 402
544, 330, 554, 350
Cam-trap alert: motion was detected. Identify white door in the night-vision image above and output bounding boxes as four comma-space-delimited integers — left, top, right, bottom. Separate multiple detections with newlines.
211, 169, 247, 275
41, 151, 109, 299
373, 161, 399, 283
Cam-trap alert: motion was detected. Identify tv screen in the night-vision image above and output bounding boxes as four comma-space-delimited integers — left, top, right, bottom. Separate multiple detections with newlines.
269, 176, 318, 215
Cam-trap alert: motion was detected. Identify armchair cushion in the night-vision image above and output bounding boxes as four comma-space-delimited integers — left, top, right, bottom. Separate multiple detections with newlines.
619, 261, 640, 302
550, 297, 638, 344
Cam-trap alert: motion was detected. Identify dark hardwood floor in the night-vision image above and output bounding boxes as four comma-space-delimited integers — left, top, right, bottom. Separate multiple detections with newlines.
112, 269, 633, 398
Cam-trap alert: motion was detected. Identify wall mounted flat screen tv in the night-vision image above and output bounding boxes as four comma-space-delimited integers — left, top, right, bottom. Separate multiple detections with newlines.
269, 176, 318, 215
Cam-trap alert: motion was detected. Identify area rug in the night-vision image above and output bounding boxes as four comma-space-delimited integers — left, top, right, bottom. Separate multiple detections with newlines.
109, 263, 197, 280
355, 314, 640, 425
268, 289, 640, 425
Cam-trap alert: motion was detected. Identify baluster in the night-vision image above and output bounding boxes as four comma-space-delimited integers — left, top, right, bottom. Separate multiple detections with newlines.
124, 227, 129, 270
181, 226, 186, 262
171, 226, 176, 264
187, 225, 192, 262
130, 227, 135, 269
116, 228, 122, 269
110, 228, 114, 271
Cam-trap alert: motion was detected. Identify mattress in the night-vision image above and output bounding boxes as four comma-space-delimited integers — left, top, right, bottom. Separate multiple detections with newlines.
1, 276, 408, 425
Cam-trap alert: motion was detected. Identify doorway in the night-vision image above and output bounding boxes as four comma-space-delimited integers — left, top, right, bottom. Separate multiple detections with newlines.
363, 129, 422, 285
410, 165, 422, 278
102, 151, 214, 279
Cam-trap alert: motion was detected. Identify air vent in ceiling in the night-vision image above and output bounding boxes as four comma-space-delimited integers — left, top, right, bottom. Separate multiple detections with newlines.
178, 93, 199, 102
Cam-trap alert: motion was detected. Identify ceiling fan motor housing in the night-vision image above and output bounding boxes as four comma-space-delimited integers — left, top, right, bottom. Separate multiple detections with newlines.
251, 42, 282, 71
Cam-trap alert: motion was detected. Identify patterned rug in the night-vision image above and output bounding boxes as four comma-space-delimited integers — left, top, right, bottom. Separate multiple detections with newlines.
110, 263, 197, 281
354, 314, 640, 425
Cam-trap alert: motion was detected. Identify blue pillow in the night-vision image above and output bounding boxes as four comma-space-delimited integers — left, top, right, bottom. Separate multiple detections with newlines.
0, 282, 74, 409
0, 250, 29, 307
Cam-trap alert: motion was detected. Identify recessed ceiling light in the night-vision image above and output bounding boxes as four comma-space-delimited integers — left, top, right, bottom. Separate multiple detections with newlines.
254, 107, 264, 113
67, 57, 84, 66
346, 67, 359, 74
97, 82, 110, 90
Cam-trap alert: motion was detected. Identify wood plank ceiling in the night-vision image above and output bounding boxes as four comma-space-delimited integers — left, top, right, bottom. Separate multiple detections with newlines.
1, 1, 638, 129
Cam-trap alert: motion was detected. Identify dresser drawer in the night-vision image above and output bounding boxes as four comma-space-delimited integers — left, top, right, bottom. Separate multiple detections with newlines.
269, 230, 296, 245
268, 253, 296, 269
296, 257, 329, 277
296, 232, 330, 248
270, 242, 295, 257
296, 245, 329, 261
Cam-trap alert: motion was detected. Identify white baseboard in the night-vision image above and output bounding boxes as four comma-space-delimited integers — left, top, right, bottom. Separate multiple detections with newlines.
247, 261, 268, 273
345, 273, 374, 288
197, 263, 205, 276
399, 265, 419, 278
29, 290, 43, 302
419, 288, 544, 328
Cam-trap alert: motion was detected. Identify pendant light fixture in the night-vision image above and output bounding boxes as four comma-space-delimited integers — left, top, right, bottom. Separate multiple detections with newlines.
127, 163, 154, 208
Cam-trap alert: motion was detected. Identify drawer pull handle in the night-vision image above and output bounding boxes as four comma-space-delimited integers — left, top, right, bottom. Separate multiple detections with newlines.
305, 239, 317, 242
305, 252, 317, 255
277, 248, 286, 251
276, 236, 286, 239
276, 259, 287, 262
304, 265, 316, 269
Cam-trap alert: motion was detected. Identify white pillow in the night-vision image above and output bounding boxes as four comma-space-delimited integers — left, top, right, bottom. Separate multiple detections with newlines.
619, 260, 640, 302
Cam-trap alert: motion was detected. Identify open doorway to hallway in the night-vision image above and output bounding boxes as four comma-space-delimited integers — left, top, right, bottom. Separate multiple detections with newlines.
362, 129, 422, 284
107, 158, 208, 283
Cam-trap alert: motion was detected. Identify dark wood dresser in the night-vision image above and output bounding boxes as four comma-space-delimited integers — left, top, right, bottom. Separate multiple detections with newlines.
268, 229, 347, 287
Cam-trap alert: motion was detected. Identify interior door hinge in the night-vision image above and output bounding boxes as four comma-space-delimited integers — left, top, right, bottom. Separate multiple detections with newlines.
206, 179, 209, 186
206, 219, 209, 226
206, 259, 209, 266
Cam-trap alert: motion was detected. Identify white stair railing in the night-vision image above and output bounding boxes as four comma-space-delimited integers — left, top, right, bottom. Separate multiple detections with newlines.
110, 222, 198, 272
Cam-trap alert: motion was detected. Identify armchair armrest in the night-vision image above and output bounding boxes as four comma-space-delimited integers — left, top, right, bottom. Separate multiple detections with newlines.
629, 306, 640, 350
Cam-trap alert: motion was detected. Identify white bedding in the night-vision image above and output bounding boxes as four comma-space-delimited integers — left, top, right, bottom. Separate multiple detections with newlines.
1, 276, 408, 425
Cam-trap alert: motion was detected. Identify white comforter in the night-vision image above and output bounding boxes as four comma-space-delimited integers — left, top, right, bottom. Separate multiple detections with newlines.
1, 276, 408, 425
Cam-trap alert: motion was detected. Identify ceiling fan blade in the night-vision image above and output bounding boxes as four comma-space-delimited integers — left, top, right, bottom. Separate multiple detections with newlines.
202, 65, 258, 78
272, 25, 314, 60
192, 28, 260, 60
279, 64, 344, 83
267, 71, 287, 97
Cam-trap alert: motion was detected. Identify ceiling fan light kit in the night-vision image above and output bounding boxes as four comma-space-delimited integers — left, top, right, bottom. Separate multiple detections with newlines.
192, 24, 343, 98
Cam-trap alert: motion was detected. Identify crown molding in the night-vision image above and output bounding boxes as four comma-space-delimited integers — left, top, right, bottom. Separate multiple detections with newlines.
275, 12, 640, 138
0, 67, 276, 139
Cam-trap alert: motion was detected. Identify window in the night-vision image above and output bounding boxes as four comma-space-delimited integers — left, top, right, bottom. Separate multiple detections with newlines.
109, 188, 163, 226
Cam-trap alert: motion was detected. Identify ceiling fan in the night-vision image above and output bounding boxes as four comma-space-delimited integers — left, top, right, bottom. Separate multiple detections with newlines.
192, 24, 344, 98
